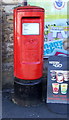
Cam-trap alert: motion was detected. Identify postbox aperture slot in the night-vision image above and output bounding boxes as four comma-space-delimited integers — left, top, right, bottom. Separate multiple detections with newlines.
22, 17, 40, 35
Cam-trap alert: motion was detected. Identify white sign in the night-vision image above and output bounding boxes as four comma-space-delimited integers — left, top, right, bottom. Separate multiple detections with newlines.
22, 23, 39, 35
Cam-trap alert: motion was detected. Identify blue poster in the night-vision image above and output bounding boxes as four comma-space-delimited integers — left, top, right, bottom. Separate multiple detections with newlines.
47, 56, 69, 104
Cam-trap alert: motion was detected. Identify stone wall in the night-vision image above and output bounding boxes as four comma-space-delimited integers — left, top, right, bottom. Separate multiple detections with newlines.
2, 5, 14, 88
0, 0, 2, 90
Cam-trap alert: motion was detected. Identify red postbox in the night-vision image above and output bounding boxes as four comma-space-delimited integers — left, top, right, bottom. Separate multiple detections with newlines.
14, 6, 44, 80
13, 6, 45, 106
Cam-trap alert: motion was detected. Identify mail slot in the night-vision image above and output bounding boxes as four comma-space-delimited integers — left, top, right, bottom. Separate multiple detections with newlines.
14, 6, 44, 80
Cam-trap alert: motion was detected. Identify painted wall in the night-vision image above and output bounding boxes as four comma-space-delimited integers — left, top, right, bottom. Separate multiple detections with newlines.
28, 0, 69, 57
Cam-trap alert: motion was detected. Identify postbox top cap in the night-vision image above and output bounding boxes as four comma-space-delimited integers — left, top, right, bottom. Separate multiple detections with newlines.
14, 5, 44, 12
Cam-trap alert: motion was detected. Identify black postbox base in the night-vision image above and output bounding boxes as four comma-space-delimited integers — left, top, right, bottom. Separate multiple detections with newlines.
12, 77, 42, 106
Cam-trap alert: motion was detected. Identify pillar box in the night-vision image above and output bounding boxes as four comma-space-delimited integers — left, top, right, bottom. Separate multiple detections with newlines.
13, 6, 45, 106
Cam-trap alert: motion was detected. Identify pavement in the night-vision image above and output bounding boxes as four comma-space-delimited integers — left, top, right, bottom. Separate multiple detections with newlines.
2, 89, 68, 119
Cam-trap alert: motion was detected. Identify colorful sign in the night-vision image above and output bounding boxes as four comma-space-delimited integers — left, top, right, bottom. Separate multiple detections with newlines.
47, 56, 69, 104
28, 0, 69, 57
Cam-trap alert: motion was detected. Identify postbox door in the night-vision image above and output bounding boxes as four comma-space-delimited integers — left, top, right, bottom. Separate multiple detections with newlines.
21, 17, 40, 63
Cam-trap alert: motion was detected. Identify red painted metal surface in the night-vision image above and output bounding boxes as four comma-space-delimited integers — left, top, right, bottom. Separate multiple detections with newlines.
13, 6, 45, 80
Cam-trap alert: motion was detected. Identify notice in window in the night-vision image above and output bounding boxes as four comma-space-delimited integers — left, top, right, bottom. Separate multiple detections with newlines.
22, 23, 39, 35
